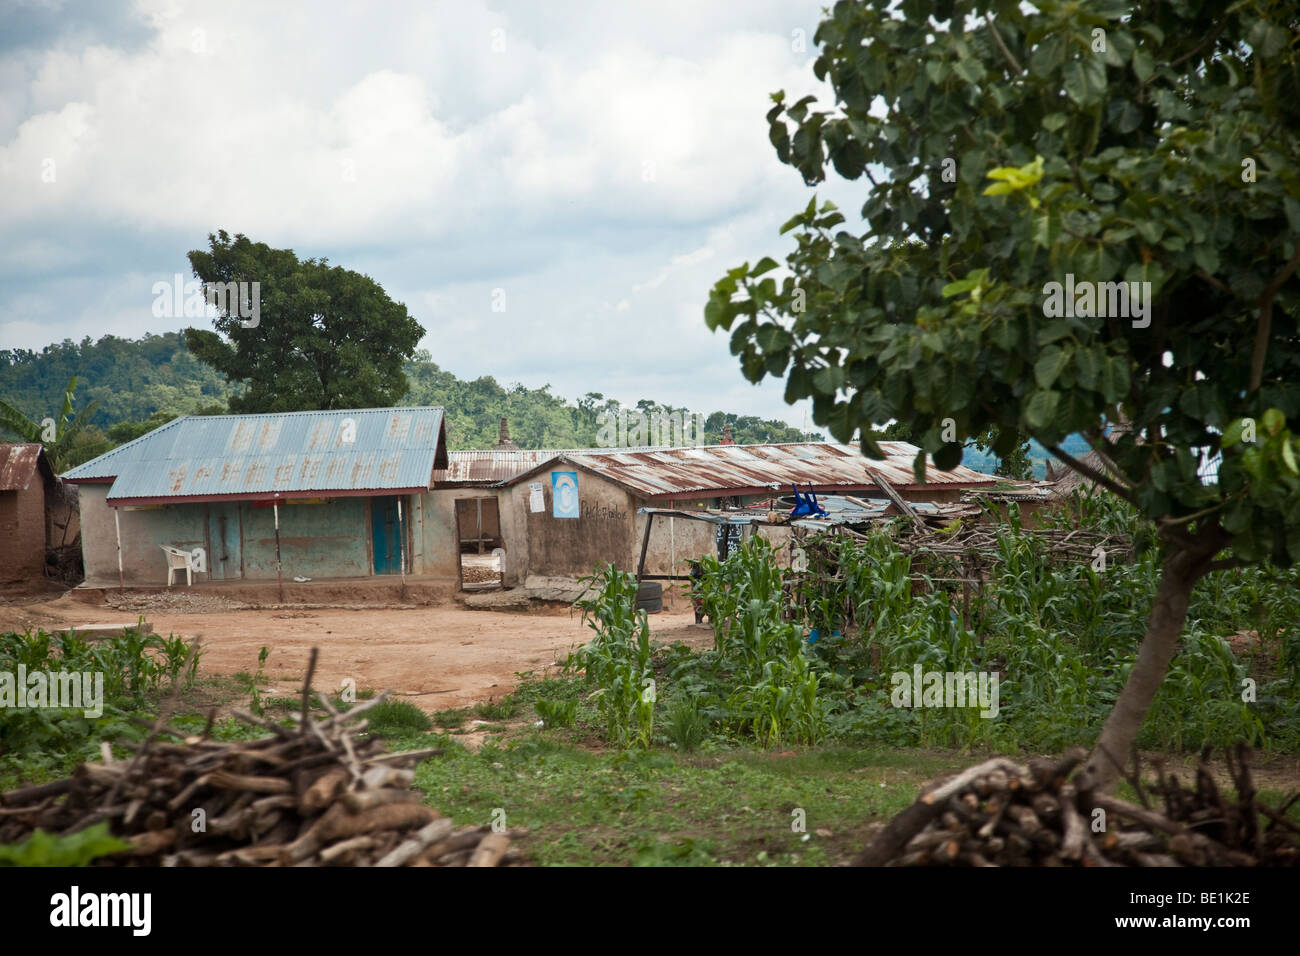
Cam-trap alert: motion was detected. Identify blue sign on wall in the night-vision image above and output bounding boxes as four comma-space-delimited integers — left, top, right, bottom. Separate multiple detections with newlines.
552, 472, 579, 518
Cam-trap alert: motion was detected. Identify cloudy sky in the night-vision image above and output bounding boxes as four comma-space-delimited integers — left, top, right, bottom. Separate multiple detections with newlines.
0, 0, 869, 430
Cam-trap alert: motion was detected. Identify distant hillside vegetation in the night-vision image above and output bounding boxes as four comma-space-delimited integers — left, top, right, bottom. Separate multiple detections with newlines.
0, 333, 234, 429
0, 334, 1093, 475
0, 335, 811, 460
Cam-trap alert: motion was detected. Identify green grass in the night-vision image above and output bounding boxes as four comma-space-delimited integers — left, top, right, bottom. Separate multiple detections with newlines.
365, 699, 433, 736
474, 695, 517, 721
412, 731, 967, 866
433, 706, 471, 730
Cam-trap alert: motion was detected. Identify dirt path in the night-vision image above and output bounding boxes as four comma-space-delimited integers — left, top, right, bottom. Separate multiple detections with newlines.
0, 591, 712, 712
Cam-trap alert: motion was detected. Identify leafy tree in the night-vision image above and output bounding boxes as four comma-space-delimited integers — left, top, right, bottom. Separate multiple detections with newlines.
107, 411, 180, 444
185, 231, 425, 412
705, 0, 1300, 787
106, 404, 226, 446
0, 376, 99, 472
876, 419, 1032, 478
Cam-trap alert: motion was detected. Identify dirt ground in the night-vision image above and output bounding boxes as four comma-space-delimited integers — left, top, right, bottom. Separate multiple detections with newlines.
0, 587, 713, 711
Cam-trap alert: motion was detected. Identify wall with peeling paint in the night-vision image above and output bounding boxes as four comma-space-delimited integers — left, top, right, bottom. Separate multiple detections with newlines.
238, 499, 370, 579
414, 491, 462, 580
78, 486, 449, 585
79, 483, 207, 585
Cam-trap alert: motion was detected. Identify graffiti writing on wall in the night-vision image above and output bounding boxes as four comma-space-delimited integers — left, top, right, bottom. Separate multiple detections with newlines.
581, 501, 628, 522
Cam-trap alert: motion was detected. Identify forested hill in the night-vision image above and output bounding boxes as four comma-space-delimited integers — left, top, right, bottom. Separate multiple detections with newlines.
0, 334, 811, 456
0, 333, 234, 429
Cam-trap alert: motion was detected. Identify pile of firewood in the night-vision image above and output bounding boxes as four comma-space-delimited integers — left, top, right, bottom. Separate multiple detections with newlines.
855, 745, 1299, 867
0, 651, 521, 867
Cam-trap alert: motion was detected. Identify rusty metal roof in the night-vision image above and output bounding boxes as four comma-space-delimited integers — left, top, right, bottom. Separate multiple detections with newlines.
497, 442, 997, 500
0, 443, 51, 490
61, 408, 448, 503
434, 445, 667, 486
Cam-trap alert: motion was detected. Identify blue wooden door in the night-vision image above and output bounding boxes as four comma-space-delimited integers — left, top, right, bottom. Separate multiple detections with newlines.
371, 496, 400, 574
207, 503, 242, 580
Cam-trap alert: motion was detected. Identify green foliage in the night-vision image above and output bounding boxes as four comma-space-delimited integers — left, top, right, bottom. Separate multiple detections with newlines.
433, 706, 471, 730
707, 0, 1300, 567
184, 230, 425, 413
564, 493, 1299, 755
534, 697, 578, 729
247, 645, 271, 716
107, 410, 186, 444
402, 352, 811, 450
473, 695, 517, 721
0, 376, 100, 471
0, 626, 202, 785
0, 332, 234, 432
2, 333, 812, 459
571, 565, 657, 748
663, 697, 707, 752
0, 823, 129, 867
366, 699, 434, 736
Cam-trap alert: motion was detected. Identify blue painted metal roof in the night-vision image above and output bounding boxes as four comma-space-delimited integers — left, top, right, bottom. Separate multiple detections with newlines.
63, 408, 447, 502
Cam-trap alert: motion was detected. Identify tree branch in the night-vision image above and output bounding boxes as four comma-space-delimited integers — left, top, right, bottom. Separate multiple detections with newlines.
984, 13, 1023, 76
1250, 239, 1300, 392
1047, 444, 1134, 502
1158, 501, 1226, 528
1195, 268, 1231, 295
1170, 19, 1229, 69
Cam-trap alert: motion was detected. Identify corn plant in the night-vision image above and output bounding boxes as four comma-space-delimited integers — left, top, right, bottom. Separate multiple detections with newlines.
248, 646, 271, 716
725, 654, 828, 747
572, 564, 656, 748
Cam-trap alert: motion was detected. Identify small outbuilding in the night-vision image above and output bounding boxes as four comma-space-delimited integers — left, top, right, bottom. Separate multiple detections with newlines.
0, 443, 77, 585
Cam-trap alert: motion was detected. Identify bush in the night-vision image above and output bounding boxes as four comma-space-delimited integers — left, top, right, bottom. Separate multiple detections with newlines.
365, 699, 433, 737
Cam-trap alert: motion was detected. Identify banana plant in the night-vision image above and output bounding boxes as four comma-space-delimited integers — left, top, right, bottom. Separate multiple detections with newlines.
0, 376, 99, 473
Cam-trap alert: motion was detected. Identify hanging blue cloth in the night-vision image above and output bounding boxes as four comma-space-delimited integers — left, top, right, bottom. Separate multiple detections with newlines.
789, 484, 828, 518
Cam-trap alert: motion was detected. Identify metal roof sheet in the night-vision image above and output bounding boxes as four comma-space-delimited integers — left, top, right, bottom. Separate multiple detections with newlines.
62, 408, 447, 502
499, 442, 997, 499
433, 445, 667, 485
0, 443, 49, 490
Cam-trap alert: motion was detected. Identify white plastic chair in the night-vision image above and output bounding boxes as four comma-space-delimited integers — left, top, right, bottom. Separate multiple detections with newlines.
161, 545, 194, 586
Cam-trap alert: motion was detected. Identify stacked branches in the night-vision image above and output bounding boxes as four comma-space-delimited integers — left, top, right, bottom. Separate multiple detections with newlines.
855, 747, 1298, 867
0, 651, 518, 867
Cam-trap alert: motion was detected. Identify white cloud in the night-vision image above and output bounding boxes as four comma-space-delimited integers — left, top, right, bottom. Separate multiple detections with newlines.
0, 0, 854, 432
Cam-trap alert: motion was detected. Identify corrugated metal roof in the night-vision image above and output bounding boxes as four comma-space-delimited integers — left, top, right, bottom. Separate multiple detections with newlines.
62, 408, 448, 503
434, 445, 668, 485
0, 443, 48, 490
499, 442, 996, 499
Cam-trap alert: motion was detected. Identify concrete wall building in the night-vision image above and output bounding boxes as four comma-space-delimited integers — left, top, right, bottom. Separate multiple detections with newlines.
63, 408, 450, 587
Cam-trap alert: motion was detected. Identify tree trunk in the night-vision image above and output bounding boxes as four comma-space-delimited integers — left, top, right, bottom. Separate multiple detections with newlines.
1085, 532, 1222, 790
